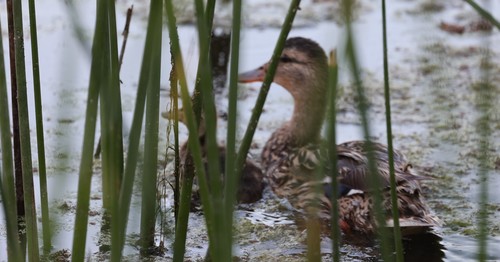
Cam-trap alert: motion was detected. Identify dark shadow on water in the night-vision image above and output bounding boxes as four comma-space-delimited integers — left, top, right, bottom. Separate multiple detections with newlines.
296, 214, 446, 261
316, 225, 446, 261
402, 232, 445, 262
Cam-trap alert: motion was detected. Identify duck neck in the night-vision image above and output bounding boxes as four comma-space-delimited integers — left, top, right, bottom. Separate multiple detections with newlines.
287, 90, 327, 146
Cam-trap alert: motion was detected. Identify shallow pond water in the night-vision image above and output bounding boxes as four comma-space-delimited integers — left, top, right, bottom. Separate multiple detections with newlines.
1, 0, 500, 261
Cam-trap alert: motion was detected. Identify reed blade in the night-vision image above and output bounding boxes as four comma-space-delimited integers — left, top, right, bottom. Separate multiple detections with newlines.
0, 12, 23, 262
165, 0, 215, 259
326, 50, 340, 262
113, 0, 163, 259
139, 0, 163, 251
463, 0, 500, 30
71, 0, 108, 260
26, 0, 52, 254
381, 0, 404, 260
12, 0, 40, 259
222, 0, 242, 256
342, 0, 391, 260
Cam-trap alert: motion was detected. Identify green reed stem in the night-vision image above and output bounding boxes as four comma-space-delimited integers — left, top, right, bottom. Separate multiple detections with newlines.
342, 0, 391, 260
164, 1, 191, 260
70, 59, 100, 260
346, 34, 391, 262
193, 0, 222, 210
140, 0, 162, 251
236, 0, 301, 172
172, 154, 195, 262
464, 4, 497, 260
93, 4, 132, 159
113, 0, 163, 260
12, 0, 40, 259
193, 0, 230, 260
176, 61, 214, 261
96, 1, 125, 260
0, 15, 23, 262
167, 12, 181, 225
164, 1, 214, 260
0, 173, 22, 262
205, 0, 216, 30
223, 0, 242, 255
195, 0, 232, 261
71, 1, 108, 260
306, 214, 321, 261
474, 38, 493, 262
381, 0, 404, 260
475, 87, 491, 262
306, 51, 340, 262
27, 0, 51, 254
190, 0, 215, 124
463, 0, 500, 30
326, 51, 340, 262
100, 0, 123, 213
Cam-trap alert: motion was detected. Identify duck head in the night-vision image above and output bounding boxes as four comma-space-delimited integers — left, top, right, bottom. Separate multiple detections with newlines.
239, 37, 329, 101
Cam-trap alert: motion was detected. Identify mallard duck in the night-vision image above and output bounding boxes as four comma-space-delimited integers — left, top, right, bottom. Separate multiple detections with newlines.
163, 109, 264, 207
238, 37, 440, 235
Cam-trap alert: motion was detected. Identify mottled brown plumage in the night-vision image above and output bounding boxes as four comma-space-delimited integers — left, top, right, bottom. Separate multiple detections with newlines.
164, 109, 264, 208
239, 37, 440, 235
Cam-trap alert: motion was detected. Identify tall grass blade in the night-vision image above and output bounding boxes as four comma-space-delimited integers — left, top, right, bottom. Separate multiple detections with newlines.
164, 1, 214, 260
223, 0, 242, 256
174, 62, 214, 261
139, 0, 163, 252
113, 0, 163, 259
234, 0, 302, 258
306, 52, 340, 262
27, 0, 51, 254
305, 214, 321, 261
165, 5, 181, 224
12, 0, 40, 259
176, 76, 214, 260
171, 2, 218, 247
99, 0, 123, 213
232, 1, 302, 255
475, 78, 492, 262
172, 155, 195, 262
342, 0, 391, 260
236, 0, 301, 172
98, 0, 126, 260
463, 0, 500, 30
193, 0, 222, 214
164, 2, 196, 260
93, 5, 132, 159
71, 1, 109, 260
452, 1, 497, 260
0, 14, 23, 262
326, 51, 340, 262
192, 0, 228, 260
381, 0, 404, 260
474, 27, 493, 262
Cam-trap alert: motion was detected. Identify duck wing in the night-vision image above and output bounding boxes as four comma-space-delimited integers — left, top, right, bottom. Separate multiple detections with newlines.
287, 141, 423, 188
336, 141, 425, 192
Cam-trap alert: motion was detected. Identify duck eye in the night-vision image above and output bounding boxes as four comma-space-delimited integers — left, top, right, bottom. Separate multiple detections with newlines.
280, 56, 293, 63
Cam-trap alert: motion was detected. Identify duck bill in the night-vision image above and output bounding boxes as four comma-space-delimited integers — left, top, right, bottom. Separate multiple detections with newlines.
238, 67, 266, 83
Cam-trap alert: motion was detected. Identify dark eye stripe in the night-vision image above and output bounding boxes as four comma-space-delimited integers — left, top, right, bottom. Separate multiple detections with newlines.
280, 55, 306, 64
280, 55, 294, 63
